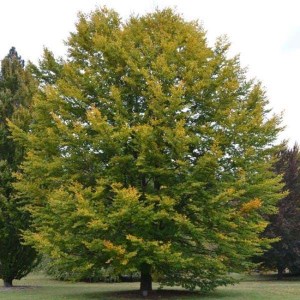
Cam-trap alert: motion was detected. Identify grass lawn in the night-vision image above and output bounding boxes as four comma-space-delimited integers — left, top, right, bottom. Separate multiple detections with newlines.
1, 273, 300, 300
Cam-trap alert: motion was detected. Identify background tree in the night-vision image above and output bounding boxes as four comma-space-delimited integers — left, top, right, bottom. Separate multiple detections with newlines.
261, 143, 300, 278
0, 47, 39, 287
11, 8, 283, 294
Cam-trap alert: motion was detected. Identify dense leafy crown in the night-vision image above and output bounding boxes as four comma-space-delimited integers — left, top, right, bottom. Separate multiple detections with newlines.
11, 8, 283, 291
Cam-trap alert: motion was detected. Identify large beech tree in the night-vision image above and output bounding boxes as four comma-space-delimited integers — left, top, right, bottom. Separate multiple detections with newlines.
0, 47, 39, 287
11, 8, 283, 293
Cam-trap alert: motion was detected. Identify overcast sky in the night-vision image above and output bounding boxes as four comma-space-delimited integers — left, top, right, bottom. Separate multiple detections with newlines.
1, 0, 299, 145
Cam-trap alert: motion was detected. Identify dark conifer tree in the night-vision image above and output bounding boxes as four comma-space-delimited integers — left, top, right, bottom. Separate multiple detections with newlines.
0, 47, 39, 287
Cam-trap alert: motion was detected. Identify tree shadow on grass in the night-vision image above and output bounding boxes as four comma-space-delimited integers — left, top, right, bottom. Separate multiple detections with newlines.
82, 290, 200, 299
79, 289, 243, 299
0, 285, 37, 291
245, 273, 300, 282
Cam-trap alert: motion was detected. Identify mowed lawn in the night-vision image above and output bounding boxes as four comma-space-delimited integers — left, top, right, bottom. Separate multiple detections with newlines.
1, 274, 300, 300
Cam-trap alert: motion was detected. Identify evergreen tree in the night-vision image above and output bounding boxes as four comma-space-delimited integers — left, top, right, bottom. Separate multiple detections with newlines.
261, 143, 300, 278
11, 8, 283, 294
0, 47, 39, 287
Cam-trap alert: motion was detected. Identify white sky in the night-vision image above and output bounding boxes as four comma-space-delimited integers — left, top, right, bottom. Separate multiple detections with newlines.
1, 0, 300, 145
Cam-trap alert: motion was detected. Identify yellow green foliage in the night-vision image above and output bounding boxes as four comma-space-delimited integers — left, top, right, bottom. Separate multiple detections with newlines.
11, 7, 283, 292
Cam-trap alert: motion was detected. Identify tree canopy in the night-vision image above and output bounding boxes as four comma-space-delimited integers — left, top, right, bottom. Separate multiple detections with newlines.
10, 8, 283, 293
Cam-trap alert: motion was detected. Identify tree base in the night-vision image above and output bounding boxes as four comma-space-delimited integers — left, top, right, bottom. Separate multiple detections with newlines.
140, 263, 152, 296
3, 280, 13, 288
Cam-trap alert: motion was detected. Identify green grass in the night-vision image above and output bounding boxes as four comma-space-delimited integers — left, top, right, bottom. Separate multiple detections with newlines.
1, 273, 300, 300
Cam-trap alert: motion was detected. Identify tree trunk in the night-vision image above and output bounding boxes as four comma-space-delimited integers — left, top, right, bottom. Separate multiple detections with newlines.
3, 279, 13, 287
277, 266, 284, 280
140, 263, 152, 296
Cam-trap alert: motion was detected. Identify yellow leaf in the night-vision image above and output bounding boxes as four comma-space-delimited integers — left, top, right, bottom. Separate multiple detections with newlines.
241, 198, 262, 213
